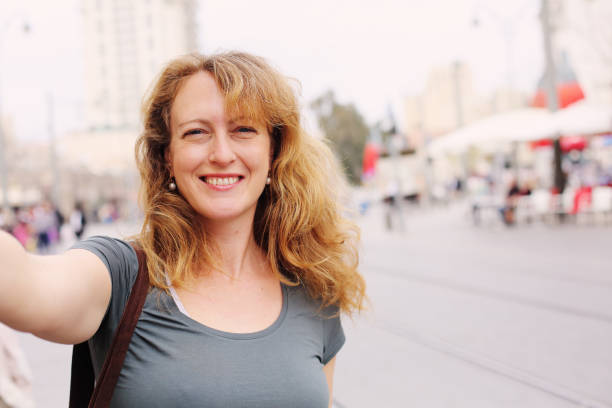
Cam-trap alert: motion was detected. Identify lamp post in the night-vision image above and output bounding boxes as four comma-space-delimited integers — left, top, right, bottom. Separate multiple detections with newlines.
47, 92, 60, 206
0, 16, 30, 212
539, 0, 566, 197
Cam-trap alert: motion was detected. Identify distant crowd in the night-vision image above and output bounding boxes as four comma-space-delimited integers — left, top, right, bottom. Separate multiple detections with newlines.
0, 201, 87, 253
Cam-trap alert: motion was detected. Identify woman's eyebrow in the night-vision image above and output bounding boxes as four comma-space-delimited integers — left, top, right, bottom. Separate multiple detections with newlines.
176, 118, 211, 128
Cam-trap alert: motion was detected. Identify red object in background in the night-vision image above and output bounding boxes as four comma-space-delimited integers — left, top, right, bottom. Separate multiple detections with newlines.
529, 136, 588, 152
362, 142, 380, 180
572, 186, 592, 214
560, 135, 587, 151
530, 139, 553, 149
531, 81, 585, 109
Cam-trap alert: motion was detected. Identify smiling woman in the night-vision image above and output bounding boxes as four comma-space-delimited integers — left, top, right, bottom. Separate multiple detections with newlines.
0, 51, 366, 408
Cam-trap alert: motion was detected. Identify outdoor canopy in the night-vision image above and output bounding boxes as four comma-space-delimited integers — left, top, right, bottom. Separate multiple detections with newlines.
427, 101, 612, 157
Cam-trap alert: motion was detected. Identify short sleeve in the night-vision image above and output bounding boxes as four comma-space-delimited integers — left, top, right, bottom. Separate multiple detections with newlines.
70, 235, 139, 331
70, 236, 140, 377
321, 307, 345, 365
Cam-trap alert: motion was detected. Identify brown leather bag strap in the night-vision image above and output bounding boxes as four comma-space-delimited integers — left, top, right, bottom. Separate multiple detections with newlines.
87, 244, 150, 408
69, 341, 94, 408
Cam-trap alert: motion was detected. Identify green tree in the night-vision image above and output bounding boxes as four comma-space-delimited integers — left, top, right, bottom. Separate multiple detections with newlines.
310, 90, 369, 185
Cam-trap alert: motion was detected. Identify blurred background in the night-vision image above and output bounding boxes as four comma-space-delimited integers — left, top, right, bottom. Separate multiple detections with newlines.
0, 0, 611, 407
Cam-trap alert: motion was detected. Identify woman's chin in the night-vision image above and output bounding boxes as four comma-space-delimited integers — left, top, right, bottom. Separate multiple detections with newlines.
196, 207, 255, 226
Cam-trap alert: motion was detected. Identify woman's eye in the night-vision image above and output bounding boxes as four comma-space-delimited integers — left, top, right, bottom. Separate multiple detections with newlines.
236, 126, 256, 134
183, 129, 205, 137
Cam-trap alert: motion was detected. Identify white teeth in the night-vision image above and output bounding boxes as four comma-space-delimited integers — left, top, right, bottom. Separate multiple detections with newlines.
205, 176, 239, 186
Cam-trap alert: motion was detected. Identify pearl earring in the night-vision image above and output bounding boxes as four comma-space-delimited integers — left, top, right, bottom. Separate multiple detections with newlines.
169, 178, 177, 191
266, 176, 271, 185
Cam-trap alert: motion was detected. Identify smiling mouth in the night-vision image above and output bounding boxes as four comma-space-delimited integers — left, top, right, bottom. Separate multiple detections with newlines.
200, 176, 242, 186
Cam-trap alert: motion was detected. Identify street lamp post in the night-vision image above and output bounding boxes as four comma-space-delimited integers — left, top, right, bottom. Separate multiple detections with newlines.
0, 17, 29, 212
47, 92, 59, 206
539, 0, 565, 197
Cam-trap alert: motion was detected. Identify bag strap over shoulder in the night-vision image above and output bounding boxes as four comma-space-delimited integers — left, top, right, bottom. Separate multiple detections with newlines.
69, 341, 94, 408
69, 243, 150, 408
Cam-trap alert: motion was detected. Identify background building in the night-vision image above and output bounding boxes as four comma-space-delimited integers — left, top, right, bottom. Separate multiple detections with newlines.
81, 0, 198, 130
404, 62, 527, 150
40, 0, 201, 215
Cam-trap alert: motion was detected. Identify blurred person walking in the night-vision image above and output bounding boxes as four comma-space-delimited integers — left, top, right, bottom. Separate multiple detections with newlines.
69, 202, 86, 240
31, 203, 54, 254
0, 52, 365, 407
500, 179, 525, 226
9, 209, 32, 250
48, 204, 65, 245
9, 222, 29, 250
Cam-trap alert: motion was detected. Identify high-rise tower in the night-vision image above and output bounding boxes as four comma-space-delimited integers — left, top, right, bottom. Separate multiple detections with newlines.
81, 0, 197, 130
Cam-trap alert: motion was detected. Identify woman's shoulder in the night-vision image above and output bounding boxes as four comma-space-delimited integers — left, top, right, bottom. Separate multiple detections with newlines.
71, 235, 139, 294
284, 283, 345, 364
72, 234, 137, 263
285, 283, 340, 318
71, 235, 136, 256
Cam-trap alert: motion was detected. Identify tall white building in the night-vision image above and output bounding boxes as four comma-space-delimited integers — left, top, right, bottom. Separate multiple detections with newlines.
81, 0, 197, 130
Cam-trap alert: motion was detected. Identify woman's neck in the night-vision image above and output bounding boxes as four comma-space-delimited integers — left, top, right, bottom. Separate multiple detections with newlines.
201, 216, 268, 281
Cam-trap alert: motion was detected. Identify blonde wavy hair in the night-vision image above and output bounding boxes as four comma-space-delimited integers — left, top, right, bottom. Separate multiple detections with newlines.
135, 51, 365, 315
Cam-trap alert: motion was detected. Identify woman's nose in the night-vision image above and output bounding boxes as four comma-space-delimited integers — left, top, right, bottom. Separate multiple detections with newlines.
208, 133, 236, 164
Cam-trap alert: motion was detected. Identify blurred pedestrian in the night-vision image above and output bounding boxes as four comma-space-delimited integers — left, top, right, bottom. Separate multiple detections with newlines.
48, 204, 65, 245
31, 202, 56, 254
69, 202, 86, 240
501, 180, 521, 225
10, 209, 32, 250
0, 52, 365, 407
10, 220, 29, 249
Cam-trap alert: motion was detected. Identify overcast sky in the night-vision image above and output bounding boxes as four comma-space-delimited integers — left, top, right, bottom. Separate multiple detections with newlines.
1, 0, 544, 140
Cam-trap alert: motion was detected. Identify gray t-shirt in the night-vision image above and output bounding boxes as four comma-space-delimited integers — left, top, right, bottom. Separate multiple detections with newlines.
73, 236, 345, 408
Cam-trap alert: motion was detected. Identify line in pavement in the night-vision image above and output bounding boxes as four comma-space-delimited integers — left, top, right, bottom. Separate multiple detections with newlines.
362, 247, 612, 290
366, 265, 612, 324
375, 321, 612, 408
486, 265, 612, 290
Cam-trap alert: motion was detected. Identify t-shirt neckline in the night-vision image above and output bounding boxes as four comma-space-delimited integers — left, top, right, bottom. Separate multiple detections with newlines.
166, 282, 289, 340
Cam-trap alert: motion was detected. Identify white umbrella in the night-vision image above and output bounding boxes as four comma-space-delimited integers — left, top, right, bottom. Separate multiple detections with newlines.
479, 108, 556, 143
428, 108, 555, 157
554, 101, 612, 136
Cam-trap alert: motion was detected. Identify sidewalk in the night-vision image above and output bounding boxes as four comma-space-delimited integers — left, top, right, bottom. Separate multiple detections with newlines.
333, 201, 612, 407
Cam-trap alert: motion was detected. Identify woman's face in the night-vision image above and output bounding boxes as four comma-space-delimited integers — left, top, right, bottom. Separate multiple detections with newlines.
167, 71, 271, 226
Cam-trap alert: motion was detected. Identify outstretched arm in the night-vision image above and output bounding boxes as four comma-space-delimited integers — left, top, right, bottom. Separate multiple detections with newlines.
0, 231, 111, 344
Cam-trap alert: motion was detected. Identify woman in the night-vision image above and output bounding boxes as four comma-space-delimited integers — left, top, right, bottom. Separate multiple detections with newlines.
0, 52, 365, 407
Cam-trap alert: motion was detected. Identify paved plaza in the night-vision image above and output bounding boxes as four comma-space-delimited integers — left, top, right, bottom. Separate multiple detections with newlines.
13, 202, 612, 407
334, 202, 612, 407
